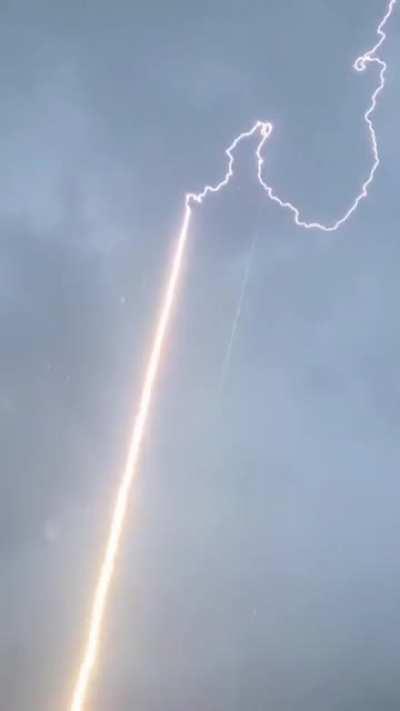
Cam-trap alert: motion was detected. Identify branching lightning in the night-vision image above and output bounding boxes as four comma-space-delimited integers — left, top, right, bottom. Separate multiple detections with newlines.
69, 3, 396, 709
255, 0, 397, 230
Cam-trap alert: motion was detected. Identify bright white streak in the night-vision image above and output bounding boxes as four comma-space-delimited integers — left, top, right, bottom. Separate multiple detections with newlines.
69, 204, 193, 711
69, 2, 396, 709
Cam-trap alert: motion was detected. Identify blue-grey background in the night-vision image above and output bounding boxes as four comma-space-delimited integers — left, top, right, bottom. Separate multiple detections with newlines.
1, 1, 399, 708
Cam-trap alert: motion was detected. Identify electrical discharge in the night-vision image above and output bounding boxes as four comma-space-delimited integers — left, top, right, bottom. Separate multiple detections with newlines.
69, 2, 397, 708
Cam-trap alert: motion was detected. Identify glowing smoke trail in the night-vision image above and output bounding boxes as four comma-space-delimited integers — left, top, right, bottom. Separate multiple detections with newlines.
69, 2, 396, 708
219, 230, 259, 395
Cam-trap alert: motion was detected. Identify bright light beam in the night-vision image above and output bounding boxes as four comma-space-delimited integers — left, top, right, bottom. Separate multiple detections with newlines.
69, 3, 396, 708
70, 203, 192, 711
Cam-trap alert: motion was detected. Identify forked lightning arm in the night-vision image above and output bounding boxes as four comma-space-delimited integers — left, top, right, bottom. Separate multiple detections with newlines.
188, 0, 395, 225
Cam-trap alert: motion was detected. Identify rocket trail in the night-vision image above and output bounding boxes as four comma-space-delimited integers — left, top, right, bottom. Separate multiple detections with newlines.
69, 2, 396, 709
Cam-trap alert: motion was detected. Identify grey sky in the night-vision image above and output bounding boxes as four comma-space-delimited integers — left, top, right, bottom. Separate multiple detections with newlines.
1, 1, 399, 709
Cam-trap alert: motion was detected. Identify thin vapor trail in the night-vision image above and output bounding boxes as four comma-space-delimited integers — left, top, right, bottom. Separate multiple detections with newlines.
69, 3, 396, 708
219, 231, 259, 395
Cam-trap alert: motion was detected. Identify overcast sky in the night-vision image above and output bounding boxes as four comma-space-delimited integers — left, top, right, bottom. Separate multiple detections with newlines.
1, 1, 400, 709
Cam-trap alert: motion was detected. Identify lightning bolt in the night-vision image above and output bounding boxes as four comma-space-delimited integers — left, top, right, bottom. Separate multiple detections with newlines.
255, 0, 397, 230
69, 2, 396, 709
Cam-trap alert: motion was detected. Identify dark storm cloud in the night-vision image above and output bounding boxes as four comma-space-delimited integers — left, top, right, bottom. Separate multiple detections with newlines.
1, 1, 399, 709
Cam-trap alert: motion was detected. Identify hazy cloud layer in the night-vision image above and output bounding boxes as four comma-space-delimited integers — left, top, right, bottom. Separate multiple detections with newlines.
1, 1, 399, 709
